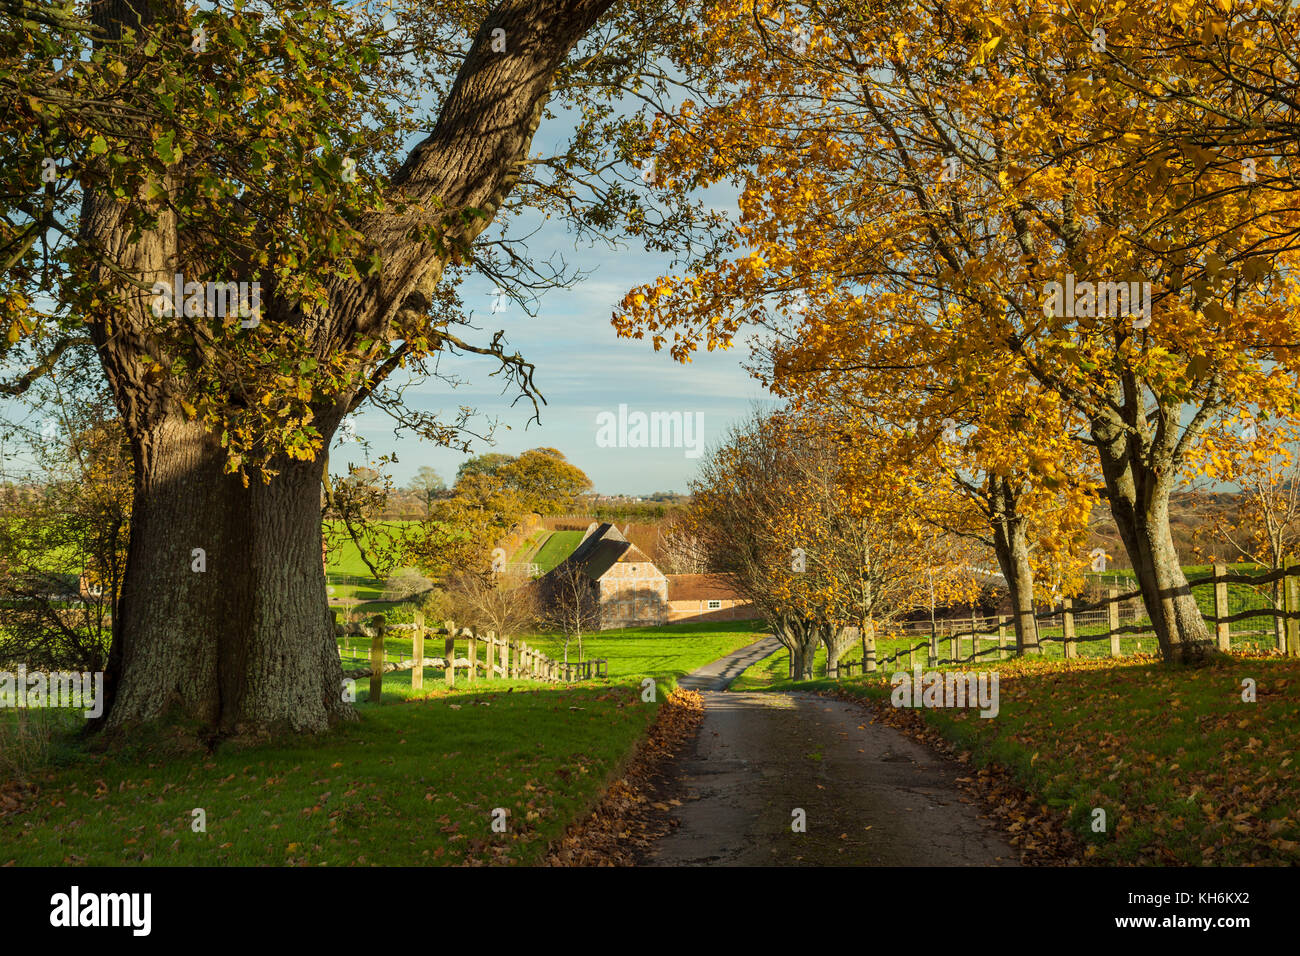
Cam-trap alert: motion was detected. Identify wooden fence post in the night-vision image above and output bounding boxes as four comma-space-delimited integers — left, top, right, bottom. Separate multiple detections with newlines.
468, 629, 478, 684
518, 641, 528, 678
1063, 598, 1076, 659
997, 615, 1008, 660
369, 614, 386, 704
444, 622, 456, 689
1107, 588, 1121, 657
1286, 558, 1299, 658
948, 620, 958, 662
1212, 561, 1231, 653
485, 630, 496, 679
411, 611, 425, 692
503, 638, 513, 679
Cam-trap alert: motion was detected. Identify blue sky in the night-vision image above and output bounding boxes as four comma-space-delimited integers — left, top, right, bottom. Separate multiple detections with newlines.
333, 94, 773, 496
337, 245, 771, 496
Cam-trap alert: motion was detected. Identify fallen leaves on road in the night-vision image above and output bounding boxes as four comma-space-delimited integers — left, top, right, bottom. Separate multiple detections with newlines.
543, 689, 704, 867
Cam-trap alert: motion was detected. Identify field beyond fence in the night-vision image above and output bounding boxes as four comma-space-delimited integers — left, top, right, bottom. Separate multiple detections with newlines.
334, 611, 607, 702
831, 561, 1300, 678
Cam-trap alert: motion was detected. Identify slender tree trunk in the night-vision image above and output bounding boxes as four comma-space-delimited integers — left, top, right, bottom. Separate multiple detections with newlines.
824, 630, 841, 678
1094, 419, 1213, 663
774, 616, 819, 681
794, 620, 819, 680
990, 507, 1040, 655
821, 622, 855, 678
1274, 577, 1286, 650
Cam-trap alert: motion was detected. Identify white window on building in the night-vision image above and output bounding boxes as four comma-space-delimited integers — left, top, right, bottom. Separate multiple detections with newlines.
707, 600, 722, 610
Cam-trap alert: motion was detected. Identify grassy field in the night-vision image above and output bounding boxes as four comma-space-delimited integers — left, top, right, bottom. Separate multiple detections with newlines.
323, 520, 414, 576
338, 619, 766, 695
322, 520, 416, 603
531, 530, 585, 572
509, 529, 549, 564
0, 620, 764, 866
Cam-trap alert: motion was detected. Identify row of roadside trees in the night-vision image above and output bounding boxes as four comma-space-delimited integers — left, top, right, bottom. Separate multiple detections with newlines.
688, 406, 1002, 677
618, 1, 1300, 665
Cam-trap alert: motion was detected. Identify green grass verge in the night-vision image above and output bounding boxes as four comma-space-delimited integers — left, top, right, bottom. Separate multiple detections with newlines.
1, 621, 764, 866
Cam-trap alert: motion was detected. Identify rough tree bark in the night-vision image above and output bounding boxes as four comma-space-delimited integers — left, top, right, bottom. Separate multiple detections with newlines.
821, 622, 855, 678
84, 0, 618, 739
775, 615, 820, 681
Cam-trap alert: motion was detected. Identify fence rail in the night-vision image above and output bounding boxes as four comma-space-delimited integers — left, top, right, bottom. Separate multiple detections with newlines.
333, 611, 606, 702
826, 560, 1300, 677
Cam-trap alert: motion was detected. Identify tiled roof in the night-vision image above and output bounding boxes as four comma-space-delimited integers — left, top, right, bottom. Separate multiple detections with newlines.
547, 522, 659, 582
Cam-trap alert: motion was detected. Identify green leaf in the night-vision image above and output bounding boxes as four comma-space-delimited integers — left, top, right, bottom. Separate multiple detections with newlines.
154, 130, 176, 164
89, 135, 108, 155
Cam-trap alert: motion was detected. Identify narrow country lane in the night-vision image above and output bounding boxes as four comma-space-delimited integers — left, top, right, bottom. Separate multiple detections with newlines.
646, 641, 1019, 866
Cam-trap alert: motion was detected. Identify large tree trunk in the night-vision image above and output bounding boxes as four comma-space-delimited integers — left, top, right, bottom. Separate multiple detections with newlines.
239, 456, 352, 734
100, 417, 249, 732
988, 480, 1041, 655
824, 633, 841, 679
81, 0, 618, 742
99, 422, 352, 737
1093, 418, 1213, 663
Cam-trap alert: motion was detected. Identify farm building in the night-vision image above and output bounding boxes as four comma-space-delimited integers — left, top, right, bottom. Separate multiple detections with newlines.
665, 574, 753, 623
537, 522, 670, 629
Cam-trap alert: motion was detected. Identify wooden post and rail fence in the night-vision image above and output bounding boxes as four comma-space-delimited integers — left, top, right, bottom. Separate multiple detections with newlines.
334, 610, 608, 703
830, 560, 1300, 677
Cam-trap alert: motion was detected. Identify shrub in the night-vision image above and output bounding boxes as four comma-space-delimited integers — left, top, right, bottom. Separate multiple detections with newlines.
381, 567, 433, 602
